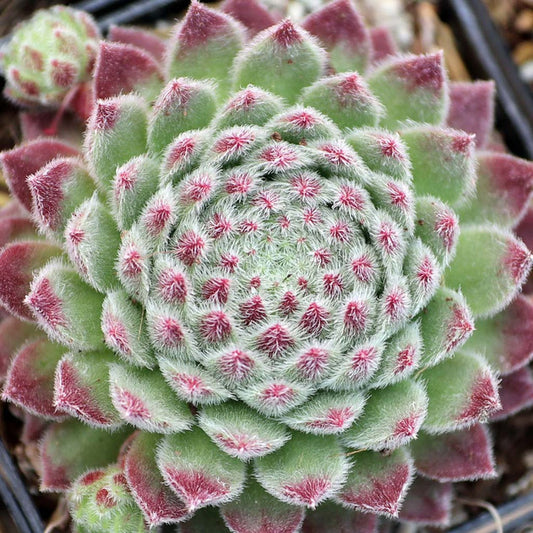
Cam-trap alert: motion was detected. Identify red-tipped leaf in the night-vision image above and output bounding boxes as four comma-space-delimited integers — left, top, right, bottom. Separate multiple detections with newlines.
491, 366, 533, 421
463, 295, 533, 375
370, 27, 398, 63
221, 0, 278, 36
302, 0, 371, 73
411, 424, 495, 481
108, 26, 166, 63
458, 152, 533, 228
0, 140, 78, 211
446, 81, 495, 148
94, 42, 163, 101
338, 449, 414, 517
0, 241, 62, 321
3, 338, 66, 419
0, 317, 40, 380
302, 503, 377, 533
0, 216, 36, 248
125, 432, 190, 526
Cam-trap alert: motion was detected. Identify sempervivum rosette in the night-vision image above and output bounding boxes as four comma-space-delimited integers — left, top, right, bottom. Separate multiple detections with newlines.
0, 5, 100, 121
0, 1, 533, 532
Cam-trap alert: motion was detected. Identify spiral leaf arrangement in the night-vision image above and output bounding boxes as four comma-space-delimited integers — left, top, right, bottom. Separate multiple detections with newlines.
1, 1, 533, 532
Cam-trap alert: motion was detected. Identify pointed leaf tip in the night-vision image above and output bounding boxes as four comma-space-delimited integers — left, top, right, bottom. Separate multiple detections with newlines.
463, 294, 533, 375
85, 95, 148, 190
179, 0, 240, 48
302, 0, 371, 73
221, 479, 305, 533
447, 81, 495, 148
0, 241, 62, 321
255, 433, 349, 508
338, 449, 414, 517
28, 157, 95, 236
342, 380, 428, 451
3, 339, 65, 419
369, 52, 448, 127
54, 351, 122, 428
27, 261, 105, 349
167, 1, 245, 97
423, 352, 501, 433
392, 52, 445, 91
125, 432, 190, 526
109, 364, 194, 433
458, 152, 533, 228
94, 41, 163, 101
221, 0, 278, 36
108, 25, 166, 63
491, 366, 533, 421
233, 20, 325, 104
0, 140, 79, 212
65, 194, 121, 292
401, 126, 476, 207
446, 226, 532, 317
302, 72, 384, 130
148, 78, 217, 154
157, 427, 246, 511
199, 402, 290, 459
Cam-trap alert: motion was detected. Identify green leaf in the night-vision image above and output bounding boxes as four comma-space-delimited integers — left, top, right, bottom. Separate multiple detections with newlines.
422, 351, 501, 433
418, 287, 474, 367
27, 260, 105, 350
199, 401, 290, 459
166, 2, 244, 99
233, 20, 326, 104
41, 420, 130, 491
221, 477, 305, 533
301, 73, 384, 130
342, 379, 428, 450
456, 152, 533, 228
65, 193, 121, 292
338, 448, 414, 516
255, 432, 349, 507
368, 53, 448, 128
109, 363, 194, 433
157, 426, 246, 511
401, 126, 476, 206
445, 225, 532, 317
148, 78, 217, 154
85, 96, 148, 192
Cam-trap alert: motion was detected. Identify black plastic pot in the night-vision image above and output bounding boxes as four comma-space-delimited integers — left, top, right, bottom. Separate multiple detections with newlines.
440, 0, 533, 160
449, 491, 533, 533
0, 0, 533, 531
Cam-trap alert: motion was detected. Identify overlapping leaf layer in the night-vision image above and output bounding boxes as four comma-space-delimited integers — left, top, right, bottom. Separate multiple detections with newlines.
1, 1, 533, 532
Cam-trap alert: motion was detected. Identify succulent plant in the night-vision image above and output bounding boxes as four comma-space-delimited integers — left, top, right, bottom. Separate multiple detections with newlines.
0, 5, 100, 120
1, 1, 533, 532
